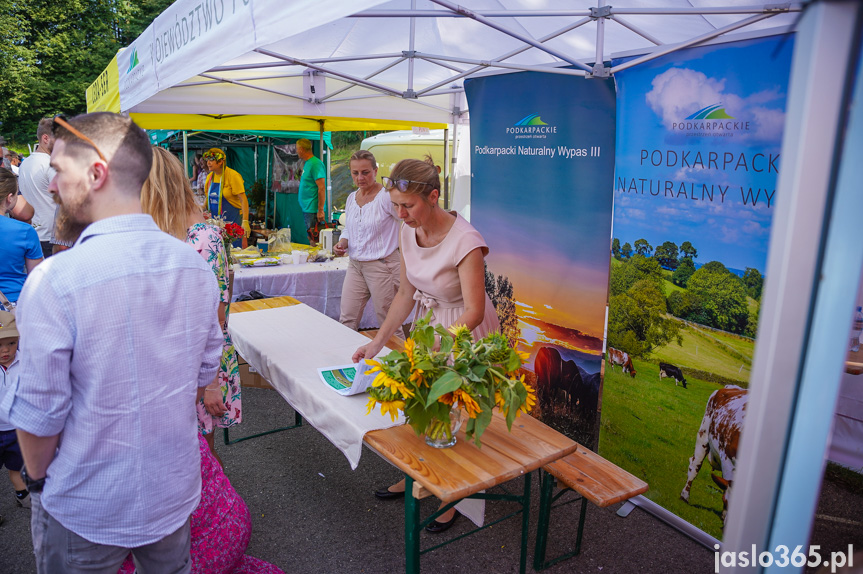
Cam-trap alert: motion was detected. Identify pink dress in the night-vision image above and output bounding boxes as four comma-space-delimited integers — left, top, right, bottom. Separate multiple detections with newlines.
400, 213, 500, 338
118, 436, 284, 574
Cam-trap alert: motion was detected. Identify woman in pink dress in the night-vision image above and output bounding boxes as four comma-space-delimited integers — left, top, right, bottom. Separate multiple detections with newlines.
352, 156, 500, 532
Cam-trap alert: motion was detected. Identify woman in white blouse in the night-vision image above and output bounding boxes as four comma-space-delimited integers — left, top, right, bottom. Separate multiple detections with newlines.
334, 150, 402, 330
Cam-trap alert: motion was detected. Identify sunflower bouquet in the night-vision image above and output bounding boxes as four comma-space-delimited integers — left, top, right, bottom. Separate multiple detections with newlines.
365, 311, 536, 447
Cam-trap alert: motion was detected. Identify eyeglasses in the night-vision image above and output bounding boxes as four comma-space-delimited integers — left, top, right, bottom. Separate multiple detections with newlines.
202, 152, 225, 162
381, 176, 433, 193
52, 115, 107, 163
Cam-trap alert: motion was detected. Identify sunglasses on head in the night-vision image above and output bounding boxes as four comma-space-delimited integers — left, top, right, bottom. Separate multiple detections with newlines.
51, 115, 107, 162
381, 176, 433, 193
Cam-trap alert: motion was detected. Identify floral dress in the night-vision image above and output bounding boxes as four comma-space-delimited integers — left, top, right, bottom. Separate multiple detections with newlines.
187, 223, 242, 434
118, 436, 285, 574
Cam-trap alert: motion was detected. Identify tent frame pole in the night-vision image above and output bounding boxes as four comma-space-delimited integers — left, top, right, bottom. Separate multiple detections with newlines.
610, 13, 776, 74
429, 0, 593, 72
182, 131, 189, 178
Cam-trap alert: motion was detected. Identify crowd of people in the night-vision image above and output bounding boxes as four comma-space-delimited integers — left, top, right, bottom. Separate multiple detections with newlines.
0, 111, 500, 570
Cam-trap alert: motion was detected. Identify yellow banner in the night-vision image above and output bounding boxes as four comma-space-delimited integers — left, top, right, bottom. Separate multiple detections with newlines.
86, 55, 121, 113
129, 113, 445, 132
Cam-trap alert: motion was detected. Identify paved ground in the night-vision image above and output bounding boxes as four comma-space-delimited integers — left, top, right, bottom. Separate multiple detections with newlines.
0, 387, 858, 573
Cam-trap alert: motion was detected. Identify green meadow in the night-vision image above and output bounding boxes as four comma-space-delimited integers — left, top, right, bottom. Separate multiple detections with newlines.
652, 323, 754, 383
598, 359, 729, 539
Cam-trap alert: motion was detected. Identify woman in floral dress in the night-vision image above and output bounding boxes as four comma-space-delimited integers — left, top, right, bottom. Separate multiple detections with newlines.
142, 147, 242, 465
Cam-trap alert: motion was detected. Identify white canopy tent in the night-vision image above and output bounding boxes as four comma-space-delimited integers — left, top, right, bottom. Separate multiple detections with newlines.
89, 0, 801, 131
87, 1, 863, 570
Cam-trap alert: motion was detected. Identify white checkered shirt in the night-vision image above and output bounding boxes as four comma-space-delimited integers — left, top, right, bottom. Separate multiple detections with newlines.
10, 214, 223, 547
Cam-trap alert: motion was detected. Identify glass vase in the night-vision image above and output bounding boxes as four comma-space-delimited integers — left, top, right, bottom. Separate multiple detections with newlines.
424, 408, 463, 449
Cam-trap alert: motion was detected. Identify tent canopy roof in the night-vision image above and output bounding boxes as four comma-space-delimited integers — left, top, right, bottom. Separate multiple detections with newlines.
88, 0, 801, 130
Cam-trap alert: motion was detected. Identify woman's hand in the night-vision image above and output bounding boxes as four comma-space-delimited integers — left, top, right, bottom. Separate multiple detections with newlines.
333, 238, 348, 257
204, 387, 228, 417
352, 340, 384, 364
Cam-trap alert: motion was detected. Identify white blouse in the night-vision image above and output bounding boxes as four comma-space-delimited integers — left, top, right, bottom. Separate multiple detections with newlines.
341, 187, 400, 261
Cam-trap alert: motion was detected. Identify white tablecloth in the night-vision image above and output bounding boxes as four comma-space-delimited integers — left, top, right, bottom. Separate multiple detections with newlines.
227, 304, 404, 469
231, 258, 379, 329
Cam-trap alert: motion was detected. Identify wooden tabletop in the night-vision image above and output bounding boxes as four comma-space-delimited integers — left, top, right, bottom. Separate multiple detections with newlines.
364, 412, 578, 504
846, 347, 863, 375
231, 295, 301, 314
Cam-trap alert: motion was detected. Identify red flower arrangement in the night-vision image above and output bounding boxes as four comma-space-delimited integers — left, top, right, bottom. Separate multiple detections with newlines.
222, 222, 245, 242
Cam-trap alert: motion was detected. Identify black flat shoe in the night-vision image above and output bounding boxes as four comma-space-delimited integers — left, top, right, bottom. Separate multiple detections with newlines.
374, 486, 405, 500
426, 512, 459, 533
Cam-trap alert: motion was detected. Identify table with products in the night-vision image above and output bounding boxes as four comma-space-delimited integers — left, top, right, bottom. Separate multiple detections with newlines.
231, 245, 380, 329
227, 296, 579, 573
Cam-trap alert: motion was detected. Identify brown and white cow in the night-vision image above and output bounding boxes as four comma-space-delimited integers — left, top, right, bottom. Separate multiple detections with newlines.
680, 385, 748, 525
607, 347, 636, 377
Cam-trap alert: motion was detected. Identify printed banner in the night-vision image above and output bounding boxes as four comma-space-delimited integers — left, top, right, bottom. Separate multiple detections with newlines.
466, 72, 616, 448
601, 35, 794, 539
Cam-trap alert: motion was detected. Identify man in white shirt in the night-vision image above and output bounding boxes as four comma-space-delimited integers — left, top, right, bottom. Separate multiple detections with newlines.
17, 119, 57, 256
10, 113, 223, 573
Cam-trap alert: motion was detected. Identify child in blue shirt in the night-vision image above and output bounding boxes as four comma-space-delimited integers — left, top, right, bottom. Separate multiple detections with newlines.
0, 311, 29, 516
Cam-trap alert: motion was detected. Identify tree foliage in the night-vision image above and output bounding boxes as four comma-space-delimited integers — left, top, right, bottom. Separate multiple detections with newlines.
485, 266, 520, 348
608, 279, 680, 358
654, 241, 679, 270
672, 257, 696, 287
686, 262, 749, 334
608, 254, 662, 296
620, 242, 633, 260
679, 241, 698, 261
634, 238, 652, 257
0, 0, 173, 144
611, 238, 621, 260
742, 267, 764, 301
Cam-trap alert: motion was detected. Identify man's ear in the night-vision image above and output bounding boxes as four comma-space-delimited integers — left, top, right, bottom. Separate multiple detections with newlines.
90, 160, 110, 191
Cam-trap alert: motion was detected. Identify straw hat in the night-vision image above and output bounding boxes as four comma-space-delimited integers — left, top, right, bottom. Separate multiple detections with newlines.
0, 311, 18, 340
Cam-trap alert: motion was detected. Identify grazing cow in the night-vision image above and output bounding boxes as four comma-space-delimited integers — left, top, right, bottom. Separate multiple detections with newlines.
607, 347, 636, 377
680, 385, 748, 525
659, 361, 687, 388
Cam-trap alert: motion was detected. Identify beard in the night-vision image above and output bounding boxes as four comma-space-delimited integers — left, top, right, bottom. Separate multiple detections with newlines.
53, 191, 91, 244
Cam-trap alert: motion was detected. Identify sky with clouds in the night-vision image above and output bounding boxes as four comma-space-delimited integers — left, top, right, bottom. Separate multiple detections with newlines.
612, 35, 794, 273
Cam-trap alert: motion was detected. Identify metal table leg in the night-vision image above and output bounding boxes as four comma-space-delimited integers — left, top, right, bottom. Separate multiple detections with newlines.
223, 410, 303, 445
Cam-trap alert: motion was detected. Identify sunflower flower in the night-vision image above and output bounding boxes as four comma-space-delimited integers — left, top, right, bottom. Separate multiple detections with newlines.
439, 392, 455, 406
519, 380, 537, 415
364, 358, 382, 374
454, 389, 482, 419
365, 396, 378, 415
379, 399, 406, 422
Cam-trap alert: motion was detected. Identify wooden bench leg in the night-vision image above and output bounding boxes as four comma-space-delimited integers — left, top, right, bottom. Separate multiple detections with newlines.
533, 469, 590, 571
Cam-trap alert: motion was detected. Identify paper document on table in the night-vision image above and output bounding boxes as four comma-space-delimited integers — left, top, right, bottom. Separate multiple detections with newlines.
318, 362, 377, 396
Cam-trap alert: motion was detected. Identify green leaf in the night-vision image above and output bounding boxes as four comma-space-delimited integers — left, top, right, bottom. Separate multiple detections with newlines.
414, 324, 435, 348
439, 333, 454, 355
471, 409, 493, 447
426, 371, 463, 406
470, 364, 489, 380
505, 351, 522, 373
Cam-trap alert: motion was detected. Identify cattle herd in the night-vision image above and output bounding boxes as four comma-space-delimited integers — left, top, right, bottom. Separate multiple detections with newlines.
606, 348, 748, 527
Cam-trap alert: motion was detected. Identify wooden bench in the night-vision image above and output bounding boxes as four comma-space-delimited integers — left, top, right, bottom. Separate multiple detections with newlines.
533, 445, 648, 570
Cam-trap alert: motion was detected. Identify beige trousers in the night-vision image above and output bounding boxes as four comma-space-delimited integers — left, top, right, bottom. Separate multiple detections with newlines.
339, 250, 401, 331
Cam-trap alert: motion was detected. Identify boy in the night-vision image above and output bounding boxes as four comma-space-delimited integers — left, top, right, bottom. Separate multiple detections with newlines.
0, 311, 29, 515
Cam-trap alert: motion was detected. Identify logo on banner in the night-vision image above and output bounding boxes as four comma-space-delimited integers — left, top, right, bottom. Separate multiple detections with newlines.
686, 103, 733, 120
506, 113, 557, 139
126, 48, 140, 74
671, 102, 750, 137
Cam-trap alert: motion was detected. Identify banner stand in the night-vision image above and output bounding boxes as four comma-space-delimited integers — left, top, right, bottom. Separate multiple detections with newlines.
627, 495, 720, 551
